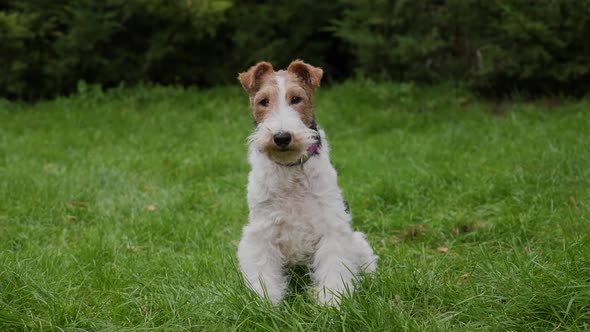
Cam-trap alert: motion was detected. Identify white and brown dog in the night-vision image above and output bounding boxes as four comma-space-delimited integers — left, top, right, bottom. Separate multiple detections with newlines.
237, 60, 377, 306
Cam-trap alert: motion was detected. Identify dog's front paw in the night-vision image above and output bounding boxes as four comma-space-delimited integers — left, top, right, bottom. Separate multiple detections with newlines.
248, 279, 285, 306
312, 287, 342, 307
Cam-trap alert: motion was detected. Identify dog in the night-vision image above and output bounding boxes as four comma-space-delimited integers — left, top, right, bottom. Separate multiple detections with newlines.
237, 60, 377, 306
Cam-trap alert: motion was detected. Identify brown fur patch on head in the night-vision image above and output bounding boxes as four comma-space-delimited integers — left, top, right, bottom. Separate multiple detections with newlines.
250, 78, 279, 124
279, 70, 315, 127
239, 60, 322, 127
287, 60, 323, 89
238, 62, 274, 94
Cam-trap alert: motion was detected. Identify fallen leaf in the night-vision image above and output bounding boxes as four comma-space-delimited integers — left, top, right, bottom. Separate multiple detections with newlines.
44, 163, 66, 175
126, 244, 145, 252
436, 247, 449, 253
570, 196, 578, 208
457, 273, 471, 285
68, 201, 87, 208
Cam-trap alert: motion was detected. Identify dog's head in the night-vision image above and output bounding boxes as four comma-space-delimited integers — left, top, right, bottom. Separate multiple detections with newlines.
239, 60, 323, 164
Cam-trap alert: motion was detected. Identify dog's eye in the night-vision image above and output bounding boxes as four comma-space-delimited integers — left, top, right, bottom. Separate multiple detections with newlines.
259, 98, 269, 107
291, 96, 302, 104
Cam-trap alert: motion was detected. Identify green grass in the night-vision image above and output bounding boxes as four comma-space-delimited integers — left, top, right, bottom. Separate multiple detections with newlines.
1, 81, 590, 331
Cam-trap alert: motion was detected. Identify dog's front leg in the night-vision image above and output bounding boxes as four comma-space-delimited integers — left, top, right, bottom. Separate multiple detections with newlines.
237, 226, 287, 305
312, 231, 378, 306
311, 234, 359, 306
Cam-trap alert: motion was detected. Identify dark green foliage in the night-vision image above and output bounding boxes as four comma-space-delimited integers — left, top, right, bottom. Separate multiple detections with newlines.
0, 9, 53, 100
333, 0, 590, 96
470, 1, 590, 95
331, 0, 448, 82
2, 0, 590, 99
1, 0, 232, 99
228, 1, 351, 81
0, 11, 31, 98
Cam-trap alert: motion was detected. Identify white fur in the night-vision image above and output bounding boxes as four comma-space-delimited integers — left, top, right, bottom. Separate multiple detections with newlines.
237, 73, 378, 306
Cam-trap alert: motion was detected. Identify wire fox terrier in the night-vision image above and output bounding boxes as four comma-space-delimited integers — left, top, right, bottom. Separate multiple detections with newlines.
237, 60, 377, 306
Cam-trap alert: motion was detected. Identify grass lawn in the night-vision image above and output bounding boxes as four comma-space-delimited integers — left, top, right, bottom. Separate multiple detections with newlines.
1, 81, 589, 331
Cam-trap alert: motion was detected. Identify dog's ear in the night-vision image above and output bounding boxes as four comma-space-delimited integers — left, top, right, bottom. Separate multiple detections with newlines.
287, 60, 323, 89
238, 62, 274, 93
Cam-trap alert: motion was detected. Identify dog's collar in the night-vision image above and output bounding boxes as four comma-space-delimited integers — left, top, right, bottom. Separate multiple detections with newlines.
277, 143, 320, 167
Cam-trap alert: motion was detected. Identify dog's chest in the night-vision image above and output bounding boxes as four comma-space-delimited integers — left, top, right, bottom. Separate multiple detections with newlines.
267, 176, 321, 265
271, 216, 319, 265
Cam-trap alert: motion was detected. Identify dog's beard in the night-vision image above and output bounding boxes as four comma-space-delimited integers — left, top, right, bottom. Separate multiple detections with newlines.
248, 125, 317, 164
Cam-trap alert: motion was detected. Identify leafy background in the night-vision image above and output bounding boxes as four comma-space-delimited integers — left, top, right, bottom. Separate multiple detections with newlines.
2, 0, 590, 100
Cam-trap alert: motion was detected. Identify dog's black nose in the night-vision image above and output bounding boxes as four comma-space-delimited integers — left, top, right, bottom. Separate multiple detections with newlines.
273, 132, 292, 148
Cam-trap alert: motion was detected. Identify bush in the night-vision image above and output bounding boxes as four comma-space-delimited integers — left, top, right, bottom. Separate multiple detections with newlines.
1, 0, 348, 100
1, 0, 232, 99
0, 10, 51, 100
331, 0, 447, 82
470, 1, 590, 95
2, 0, 590, 99
332, 0, 590, 96
227, 0, 351, 81
0, 11, 31, 98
